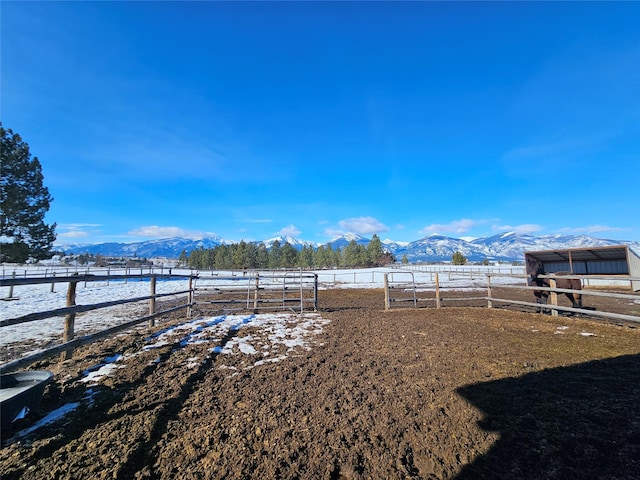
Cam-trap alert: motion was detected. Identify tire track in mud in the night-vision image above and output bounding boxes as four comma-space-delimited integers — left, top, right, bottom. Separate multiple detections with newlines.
1, 316, 259, 480
114, 321, 243, 479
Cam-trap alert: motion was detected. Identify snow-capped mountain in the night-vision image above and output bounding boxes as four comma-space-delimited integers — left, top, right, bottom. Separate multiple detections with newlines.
56, 236, 228, 258
262, 236, 318, 250
326, 233, 369, 250
382, 238, 409, 253
398, 234, 483, 262
54, 232, 640, 263
467, 232, 631, 262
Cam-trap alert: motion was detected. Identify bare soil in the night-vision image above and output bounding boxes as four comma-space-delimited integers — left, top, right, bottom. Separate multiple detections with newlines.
1, 288, 639, 479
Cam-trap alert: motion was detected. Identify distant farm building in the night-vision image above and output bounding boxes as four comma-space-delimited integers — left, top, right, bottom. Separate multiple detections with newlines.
524, 245, 640, 291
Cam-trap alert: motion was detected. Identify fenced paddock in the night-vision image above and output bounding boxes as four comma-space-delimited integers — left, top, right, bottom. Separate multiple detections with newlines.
2, 266, 639, 374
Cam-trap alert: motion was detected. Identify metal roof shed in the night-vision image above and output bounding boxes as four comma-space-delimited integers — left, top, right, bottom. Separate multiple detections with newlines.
524, 245, 640, 291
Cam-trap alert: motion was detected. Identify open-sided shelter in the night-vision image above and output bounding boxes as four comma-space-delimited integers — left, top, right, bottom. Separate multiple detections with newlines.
524, 245, 640, 291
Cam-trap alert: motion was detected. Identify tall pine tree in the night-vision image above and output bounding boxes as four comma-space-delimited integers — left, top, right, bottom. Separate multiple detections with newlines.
1, 126, 56, 262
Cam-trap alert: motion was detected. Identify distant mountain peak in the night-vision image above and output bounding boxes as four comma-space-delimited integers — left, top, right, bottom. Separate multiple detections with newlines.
330, 232, 366, 242
54, 232, 639, 262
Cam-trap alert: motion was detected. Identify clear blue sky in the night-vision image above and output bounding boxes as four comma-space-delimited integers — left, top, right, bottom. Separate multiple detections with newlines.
2, 1, 639, 245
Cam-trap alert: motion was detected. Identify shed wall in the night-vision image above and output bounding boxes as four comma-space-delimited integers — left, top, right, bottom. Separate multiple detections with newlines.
628, 247, 640, 291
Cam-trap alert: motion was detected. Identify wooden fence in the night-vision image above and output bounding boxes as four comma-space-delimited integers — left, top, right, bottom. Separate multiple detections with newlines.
384, 272, 640, 324
0, 273, 193, 374
1, 270, 319, 373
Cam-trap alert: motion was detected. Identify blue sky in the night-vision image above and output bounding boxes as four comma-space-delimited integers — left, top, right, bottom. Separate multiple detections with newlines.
2, 1, 639, 245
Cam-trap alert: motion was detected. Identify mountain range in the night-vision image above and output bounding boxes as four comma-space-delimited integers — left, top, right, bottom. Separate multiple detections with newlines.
55, 232, 640, 263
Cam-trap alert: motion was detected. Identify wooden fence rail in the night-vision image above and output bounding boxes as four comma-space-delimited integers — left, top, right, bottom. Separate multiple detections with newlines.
384, 272, 640, 324
1, 273, 194, 373
487, 274, 640, 324
0, 304, 189, 374
1, 270, 319, 373
1, 290, 192, 328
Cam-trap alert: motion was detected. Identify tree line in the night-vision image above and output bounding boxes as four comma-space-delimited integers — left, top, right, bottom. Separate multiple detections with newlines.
182, 235, 395, 270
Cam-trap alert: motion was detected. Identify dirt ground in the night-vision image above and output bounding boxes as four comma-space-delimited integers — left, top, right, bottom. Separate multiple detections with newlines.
1, 288, 639, 479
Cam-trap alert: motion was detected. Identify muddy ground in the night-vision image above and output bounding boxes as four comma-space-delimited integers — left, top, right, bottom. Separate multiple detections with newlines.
1, 288, 639, 479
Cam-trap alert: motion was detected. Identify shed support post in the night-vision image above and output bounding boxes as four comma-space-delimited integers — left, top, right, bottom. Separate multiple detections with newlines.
550, 278, 558, 316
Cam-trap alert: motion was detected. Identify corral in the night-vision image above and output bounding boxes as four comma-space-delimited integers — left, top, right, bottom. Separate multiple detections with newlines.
1, 269, 639, 479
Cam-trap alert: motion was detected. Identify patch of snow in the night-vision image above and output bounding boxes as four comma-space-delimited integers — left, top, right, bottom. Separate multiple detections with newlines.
8, 402, 80, 442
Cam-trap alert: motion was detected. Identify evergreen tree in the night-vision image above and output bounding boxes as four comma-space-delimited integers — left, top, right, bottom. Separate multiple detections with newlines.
314, 245, 327, 268
215, 245, 233, 269
280, 243, 298, 268
329, 245, 340, 268
1, 126, 57, 262
256, 244, 269, 269
402, 254, 409, 265
343, 240, 363, 267
452, 251, 467, 265
268, 240, 282, 269
244, 242, 258, 269
233, 241, 248, 268
298, 245, 314, 269
367, 234, 384, 266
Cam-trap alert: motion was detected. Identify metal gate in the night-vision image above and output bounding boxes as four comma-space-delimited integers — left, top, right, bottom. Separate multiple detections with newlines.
190, 270, 318, 316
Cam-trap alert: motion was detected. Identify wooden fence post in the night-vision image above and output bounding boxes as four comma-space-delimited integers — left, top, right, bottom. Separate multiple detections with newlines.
313, 274, 318, 311
550, 278, 558, 316
51, 272, 56, 293
61, 276, 78, 361
187, 276, 194, 318
253, 274, 259, 312
148, 275, 157, 327
435, 272, 441, 309
487, 274, 492, 309
384, 273, 390, 310
8, 271, 15, 299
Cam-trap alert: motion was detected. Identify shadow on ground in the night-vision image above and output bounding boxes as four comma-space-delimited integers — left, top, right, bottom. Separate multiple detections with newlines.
455, 354, 640, 480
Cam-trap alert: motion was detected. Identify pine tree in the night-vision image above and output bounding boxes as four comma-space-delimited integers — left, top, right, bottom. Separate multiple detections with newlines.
280, 243, 298, 268
1, 126, 57, 262
314, 245, 327, 268
256, 244, 270, 269
343, 240, 365, 267
268, 240, 282, 269
452, 251, 467, 265
298, 245, 314, 269
367, 234, 384, 266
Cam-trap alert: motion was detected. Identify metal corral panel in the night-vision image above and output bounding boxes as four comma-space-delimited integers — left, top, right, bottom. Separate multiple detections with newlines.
525, 245, 640, 291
